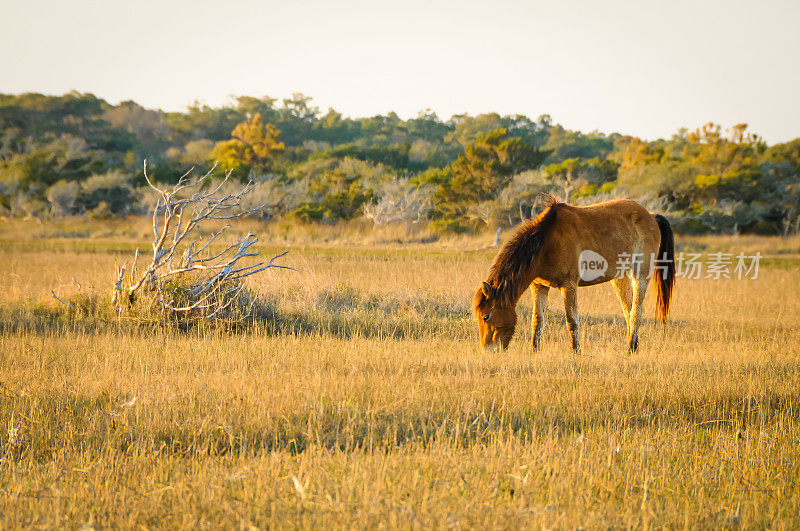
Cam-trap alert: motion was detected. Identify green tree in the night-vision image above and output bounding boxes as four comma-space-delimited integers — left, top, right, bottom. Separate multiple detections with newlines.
432, 128, 548, 222
543, 125, 616, 162
544, 157, 619, 201
211, 114, 285, 175
291, 168, 374, 222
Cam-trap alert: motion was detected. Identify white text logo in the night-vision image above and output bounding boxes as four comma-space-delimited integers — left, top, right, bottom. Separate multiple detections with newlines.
579, 250, 608, 282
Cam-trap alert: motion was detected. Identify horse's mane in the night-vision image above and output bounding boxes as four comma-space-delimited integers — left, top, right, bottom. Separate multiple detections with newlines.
473, 197, 563, 311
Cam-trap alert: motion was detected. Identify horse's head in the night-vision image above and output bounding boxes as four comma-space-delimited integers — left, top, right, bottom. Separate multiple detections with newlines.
472, 281, 517, 352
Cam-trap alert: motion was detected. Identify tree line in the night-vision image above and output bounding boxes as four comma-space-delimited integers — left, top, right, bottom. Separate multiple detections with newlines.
1, 91, 799, 234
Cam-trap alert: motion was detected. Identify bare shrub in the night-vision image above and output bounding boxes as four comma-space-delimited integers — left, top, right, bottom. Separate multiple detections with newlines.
363, 183, 433, 227
111, 162, 293, 323
46, 180, 80, 215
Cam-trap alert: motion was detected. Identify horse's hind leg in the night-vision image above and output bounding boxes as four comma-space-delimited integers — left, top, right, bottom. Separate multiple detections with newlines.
628, 275, 649, 352
532, 283, 549, 351
612, 276, 633, 328
561, 284, 580, 352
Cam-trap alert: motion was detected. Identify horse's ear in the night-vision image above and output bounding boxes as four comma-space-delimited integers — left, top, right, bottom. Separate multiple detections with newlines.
481, 281, 495, 298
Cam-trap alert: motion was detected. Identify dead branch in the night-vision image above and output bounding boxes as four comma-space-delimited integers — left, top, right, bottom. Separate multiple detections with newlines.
112, 161, 293, 319
50, 291, 71, 307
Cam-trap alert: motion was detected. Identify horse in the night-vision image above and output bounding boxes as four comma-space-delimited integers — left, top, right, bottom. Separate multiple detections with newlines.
472, 198, 675, 353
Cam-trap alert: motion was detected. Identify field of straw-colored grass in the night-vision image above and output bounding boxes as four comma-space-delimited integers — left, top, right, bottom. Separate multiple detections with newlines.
1, 217, 799, 528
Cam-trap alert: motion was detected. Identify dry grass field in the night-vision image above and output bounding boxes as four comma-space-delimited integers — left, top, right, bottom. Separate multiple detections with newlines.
1, 217, 799, 528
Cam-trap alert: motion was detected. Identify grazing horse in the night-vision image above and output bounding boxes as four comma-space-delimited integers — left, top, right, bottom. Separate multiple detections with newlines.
472, 198, 674, 352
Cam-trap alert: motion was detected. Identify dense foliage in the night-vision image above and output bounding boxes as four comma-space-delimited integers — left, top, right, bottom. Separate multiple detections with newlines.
2, 91, 799, 234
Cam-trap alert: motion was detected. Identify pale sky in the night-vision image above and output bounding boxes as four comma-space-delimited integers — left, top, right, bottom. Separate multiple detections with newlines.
2, 0, 799, 143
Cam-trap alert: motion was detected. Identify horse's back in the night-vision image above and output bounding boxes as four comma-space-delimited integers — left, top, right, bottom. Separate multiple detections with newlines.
574, 198, 652, 220
557, 198, 656, 236
536, 199, 661, 287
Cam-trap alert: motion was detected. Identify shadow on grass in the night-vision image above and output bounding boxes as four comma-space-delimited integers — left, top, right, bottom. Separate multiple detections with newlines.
0, 295, 721, 344
0, 296, 473, 341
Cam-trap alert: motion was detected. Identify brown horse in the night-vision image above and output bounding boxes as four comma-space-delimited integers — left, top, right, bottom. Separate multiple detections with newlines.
473, 198, 674, 352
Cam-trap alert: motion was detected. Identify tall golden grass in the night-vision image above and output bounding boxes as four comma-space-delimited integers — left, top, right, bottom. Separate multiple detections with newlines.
1, 218, 799, 527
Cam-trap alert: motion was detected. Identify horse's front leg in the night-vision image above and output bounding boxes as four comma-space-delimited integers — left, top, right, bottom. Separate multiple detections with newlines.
561, 284, 580, 352
532, 283, 549, 351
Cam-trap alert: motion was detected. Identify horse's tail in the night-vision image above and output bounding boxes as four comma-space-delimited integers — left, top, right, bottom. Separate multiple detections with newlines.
653, 213, 675, 325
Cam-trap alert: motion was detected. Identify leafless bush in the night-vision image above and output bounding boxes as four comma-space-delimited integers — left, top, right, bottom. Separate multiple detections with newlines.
363, 183, 432, 227
465, 200, 495, 227
111, 162, 293, 322
46, 181, 80, 215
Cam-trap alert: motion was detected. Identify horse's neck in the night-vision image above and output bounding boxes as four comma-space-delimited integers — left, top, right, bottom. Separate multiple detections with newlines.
510, 266, 538, 306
